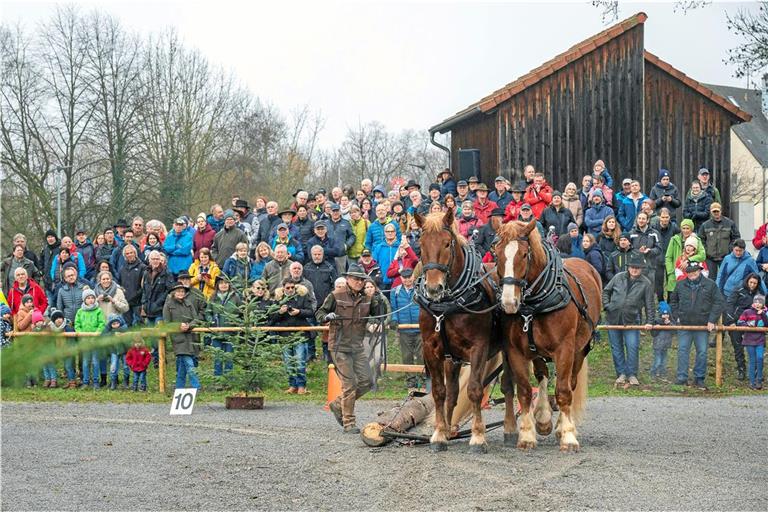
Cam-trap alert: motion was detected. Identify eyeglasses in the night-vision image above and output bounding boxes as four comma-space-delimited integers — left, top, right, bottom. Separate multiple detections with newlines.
385, 230, 396, 233
254, 287, 265, 291
284, 286, 295, 290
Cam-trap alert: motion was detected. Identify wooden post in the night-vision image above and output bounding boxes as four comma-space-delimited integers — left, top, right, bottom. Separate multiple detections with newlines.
158, 334, 166, 393
715, 320, 723, 387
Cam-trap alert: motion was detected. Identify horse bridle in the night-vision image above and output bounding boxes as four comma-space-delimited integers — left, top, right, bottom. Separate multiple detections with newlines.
500, 235, 532, 292
421, 226, 457, 284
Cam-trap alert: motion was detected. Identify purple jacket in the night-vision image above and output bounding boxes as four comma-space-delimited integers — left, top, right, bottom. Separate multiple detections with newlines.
736, 308, 768, 346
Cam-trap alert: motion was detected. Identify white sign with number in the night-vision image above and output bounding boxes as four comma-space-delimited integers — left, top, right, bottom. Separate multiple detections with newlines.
170, 388, 197, 415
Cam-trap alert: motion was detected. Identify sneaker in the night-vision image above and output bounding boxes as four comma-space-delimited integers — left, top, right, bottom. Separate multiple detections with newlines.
628, 376, 640, 386
284, 387, 297, 394
674, 378, 688, 386
615, 374, 627, 385
43, 380, 51, 388
49, 380, 57, 388
737, 369, 746, 381
296, 387, 310, 395
343, 426, 360, 434
78, 383, 90, 389
694, 380, 708, 391
328, 400, 344, 426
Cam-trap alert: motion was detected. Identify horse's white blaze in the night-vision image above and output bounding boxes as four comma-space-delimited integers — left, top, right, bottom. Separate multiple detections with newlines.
501, 241, 519, 309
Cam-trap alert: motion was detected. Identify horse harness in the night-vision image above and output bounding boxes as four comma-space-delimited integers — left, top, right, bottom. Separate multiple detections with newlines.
414, 226, 498, 364
503, 236, 595, 358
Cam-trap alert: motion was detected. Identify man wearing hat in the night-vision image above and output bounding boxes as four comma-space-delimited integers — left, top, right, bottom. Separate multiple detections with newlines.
163, 282, 202, 390
699, 202, 740, 280
467, 176, 480, 201
472, 183, 498, 225
170, 270, 207, 317
669, 260, 724, 390
163, 217, 194, 279
649, 169, 681, 218
697, 167, 722, 205
211, 210, 248, 268
438, 168, 457, 197
602, 252, 657, 387
489, 176, 512, 211
389, 267, 422, 388
233, 198, 259, 245
476, 208, 506, 256
113, 218, 129, 245
518, 203, 545, 238
316, 264, 385, 433
455, 180, 471, 204
327, 203, 356, 275
402, 180, 426, 211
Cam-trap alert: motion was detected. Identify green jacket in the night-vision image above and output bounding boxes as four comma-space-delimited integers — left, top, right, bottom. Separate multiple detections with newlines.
163, 292, 202, 356
347, 218, 370, 259
665, 234, 706, 292
74, 307, 106, 333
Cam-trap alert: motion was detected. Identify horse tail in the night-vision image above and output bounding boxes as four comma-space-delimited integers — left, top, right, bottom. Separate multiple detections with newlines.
571, 358, 588, 426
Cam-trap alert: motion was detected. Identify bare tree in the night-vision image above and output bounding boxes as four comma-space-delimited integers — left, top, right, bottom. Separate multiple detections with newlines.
592, 0, 709, 24
727, 2, 768, 80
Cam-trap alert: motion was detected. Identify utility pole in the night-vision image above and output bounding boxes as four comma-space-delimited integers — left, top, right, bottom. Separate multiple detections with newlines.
56, 167, 63, 239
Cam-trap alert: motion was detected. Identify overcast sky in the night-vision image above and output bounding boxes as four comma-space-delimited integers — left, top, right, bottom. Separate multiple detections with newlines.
2, 0, 760, 147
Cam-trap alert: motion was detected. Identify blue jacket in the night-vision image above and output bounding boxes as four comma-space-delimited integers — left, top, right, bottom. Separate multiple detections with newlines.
270, 234, 304, 262
570, 235, 585, 259
222, 256, 259, 282
50, 253, 86, 281
584, 204, 613, 237
390, 283, 420, 332
717, 252, 762, 299
163, 228, 194, 275
440, 177, 457, 198
206, 214, 225, 233
252, 257, 271, 279
372, 242, 400, 288
489, 190, 512, 211
365, 219, 400, 250
617, 194, 649, 231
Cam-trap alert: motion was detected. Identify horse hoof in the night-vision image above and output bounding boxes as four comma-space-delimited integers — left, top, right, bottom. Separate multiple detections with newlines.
517, 440, 537, 451
430, 442, 448, 453
536, 422, 553, 436
503, 433, 517, 447
559, 443, 580, 453
468, 443, 487, 454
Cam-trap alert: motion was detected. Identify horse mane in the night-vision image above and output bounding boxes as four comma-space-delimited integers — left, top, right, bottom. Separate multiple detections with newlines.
420, 212, 467, 245
498, 221, 546, 264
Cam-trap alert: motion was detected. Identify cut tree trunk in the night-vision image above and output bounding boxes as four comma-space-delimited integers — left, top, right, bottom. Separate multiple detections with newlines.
361, 395, 435, 447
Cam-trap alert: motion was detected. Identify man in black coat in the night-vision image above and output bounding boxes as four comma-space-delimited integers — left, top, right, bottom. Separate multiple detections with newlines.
118, 244, 146, 326
669, 261, 725, 390
303, 245, 338, 308
476, 208, 505, 256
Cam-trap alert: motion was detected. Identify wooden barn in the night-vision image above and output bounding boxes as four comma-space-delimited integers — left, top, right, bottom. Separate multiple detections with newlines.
429, 12, 752, 209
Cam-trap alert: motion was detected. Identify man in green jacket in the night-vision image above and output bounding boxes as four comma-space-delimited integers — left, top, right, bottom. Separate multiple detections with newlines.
163, 283, 202, 389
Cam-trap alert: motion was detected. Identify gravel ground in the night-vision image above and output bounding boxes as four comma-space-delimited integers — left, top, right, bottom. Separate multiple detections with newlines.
2, 396, 766, 511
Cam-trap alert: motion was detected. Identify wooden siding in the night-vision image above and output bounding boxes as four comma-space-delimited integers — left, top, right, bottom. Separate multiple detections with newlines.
644, 61, 735, 211
450, 113, 498, 181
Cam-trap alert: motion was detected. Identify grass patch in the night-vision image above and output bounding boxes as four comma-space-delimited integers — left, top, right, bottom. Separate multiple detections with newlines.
2, 331, 764, 405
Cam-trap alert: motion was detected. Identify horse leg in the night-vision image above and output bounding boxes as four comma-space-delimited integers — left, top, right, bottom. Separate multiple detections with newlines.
532, 357, 553, 436
466, 344, 489, 453
500, 356, 517, 446
424, 348, 449, 452
553, 345, 580, 453
506, 347, 536, 450
443, 359, 462, 438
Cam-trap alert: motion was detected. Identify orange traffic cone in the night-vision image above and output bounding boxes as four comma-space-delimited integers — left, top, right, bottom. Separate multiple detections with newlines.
324, 364, 342, 410
481, 387, 492, 410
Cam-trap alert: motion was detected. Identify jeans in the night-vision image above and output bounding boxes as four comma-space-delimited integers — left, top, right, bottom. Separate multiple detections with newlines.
283, 341, 308, 388
42, 365, 58, 381
81, 351, 101, 386
175, 355, 200, 389
729, 332, 747, 371
608, 329, 640, 377
676, 330, 709, 382
109, 353, 131, 384
124, 304, 142, 327
745, 345, 765, 387
64, 358, 77, 381
211, 340, 233, 376
650, 348, 669, 378
132, 371, 147, 390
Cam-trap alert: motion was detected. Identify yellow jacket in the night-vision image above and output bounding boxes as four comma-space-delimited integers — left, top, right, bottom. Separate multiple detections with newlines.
188, 260, 221, 299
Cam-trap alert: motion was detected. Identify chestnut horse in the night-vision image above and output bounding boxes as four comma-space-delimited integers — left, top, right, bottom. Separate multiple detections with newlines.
414, 209, 511, 453
495, 220, 602, 452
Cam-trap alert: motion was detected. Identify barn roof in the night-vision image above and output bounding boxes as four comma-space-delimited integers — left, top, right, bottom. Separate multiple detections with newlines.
430, 12, 751, 134
706, 83, 768, 168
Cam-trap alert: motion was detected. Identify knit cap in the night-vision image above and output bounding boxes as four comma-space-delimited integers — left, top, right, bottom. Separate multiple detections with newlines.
50, 310, 65, 322
31, 310, 44, 324
619, 231, 631, 240
21, 294, 33, 305
658, 168, 670, 179
567, 223, 579, 232
658, 301, 671, 315
592, 189, 604, 198
82, 289, 96, 303
223, 209, 235, 220
684, 236, 698, 249
680, 219, 694, 230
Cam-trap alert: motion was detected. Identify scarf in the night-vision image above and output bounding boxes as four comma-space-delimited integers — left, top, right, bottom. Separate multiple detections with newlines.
81, 300, 98, 312
94, 280, 118, 298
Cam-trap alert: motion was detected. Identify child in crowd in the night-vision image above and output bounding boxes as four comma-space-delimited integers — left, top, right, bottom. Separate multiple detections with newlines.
13, 295, 35, 333
75, 289, 106, 389
104, 314, 128, 390
1, 304, 13, 348
650, 301, 675, 382
737, 294, 767, 390
125, 340, 152, 392
49, 310, 77, 388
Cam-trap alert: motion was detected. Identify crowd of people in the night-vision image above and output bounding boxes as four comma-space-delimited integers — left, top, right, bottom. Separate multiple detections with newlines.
1, 162, 766, 408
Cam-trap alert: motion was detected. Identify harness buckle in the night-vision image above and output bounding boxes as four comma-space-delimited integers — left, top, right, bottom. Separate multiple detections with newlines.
433, 313, 444, 332
522, 314, 533, 333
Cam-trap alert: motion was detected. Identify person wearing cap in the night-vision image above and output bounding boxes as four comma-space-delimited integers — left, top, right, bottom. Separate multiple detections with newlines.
649, 169, 681, 218
357, 248, 382, 287
584, 188, 613, 237
163, 217, 194, 279
736, 293, 767, 389
163, 282, 202, 390
389, 266, 422, 388
699, 201, 740, 280
617, 180, 649, 232
669, 260, 724, 390
614, 178, 633, 208
523, 173, 553, 219
665, 219, 706, 293
304, 246, 338, 315
605, 231, 632, 284
592, 159, 614, 189
455, 179, 471, 204
211, 210, 248, 268
326, 203, 355, 275
270, 222, 304, 263
305, 220, 343, 266
716, 239, 762, 300
489, 176, 512, 211
316, 264, 384, 433
268, 209, 299, 242
48, 308, 75, 387
674, 236, 711, 282
75, 288, 107, 388
467, 176, 480, 200
697, 167, 721, 205
650, 301, 676, 382
438, 169, 457, 197
503, 181, 527, 223
426, 183, 442, 206
683, 181, 712, 232
233, 199, 260, 245
567, 222, 585, 260
602, 252, 657, 387
472, 183, 498, 225
73, 229, 97, 280
541, 190, 576, 236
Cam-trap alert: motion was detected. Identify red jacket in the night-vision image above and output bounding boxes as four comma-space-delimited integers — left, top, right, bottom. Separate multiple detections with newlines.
523, 183, 553, 219
193, 226, 216, 260
473, 199, 498, 226
126, 346, 153, 372
7, 279, 48, 316
457, 216, 481, 238
385, 246, 419, 289
753, 223, 767, 251
503, 200, 525, 223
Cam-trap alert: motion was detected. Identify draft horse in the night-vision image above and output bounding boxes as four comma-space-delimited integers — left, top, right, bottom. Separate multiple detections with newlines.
495, 220, 602, 452
414, 209, 511, 453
